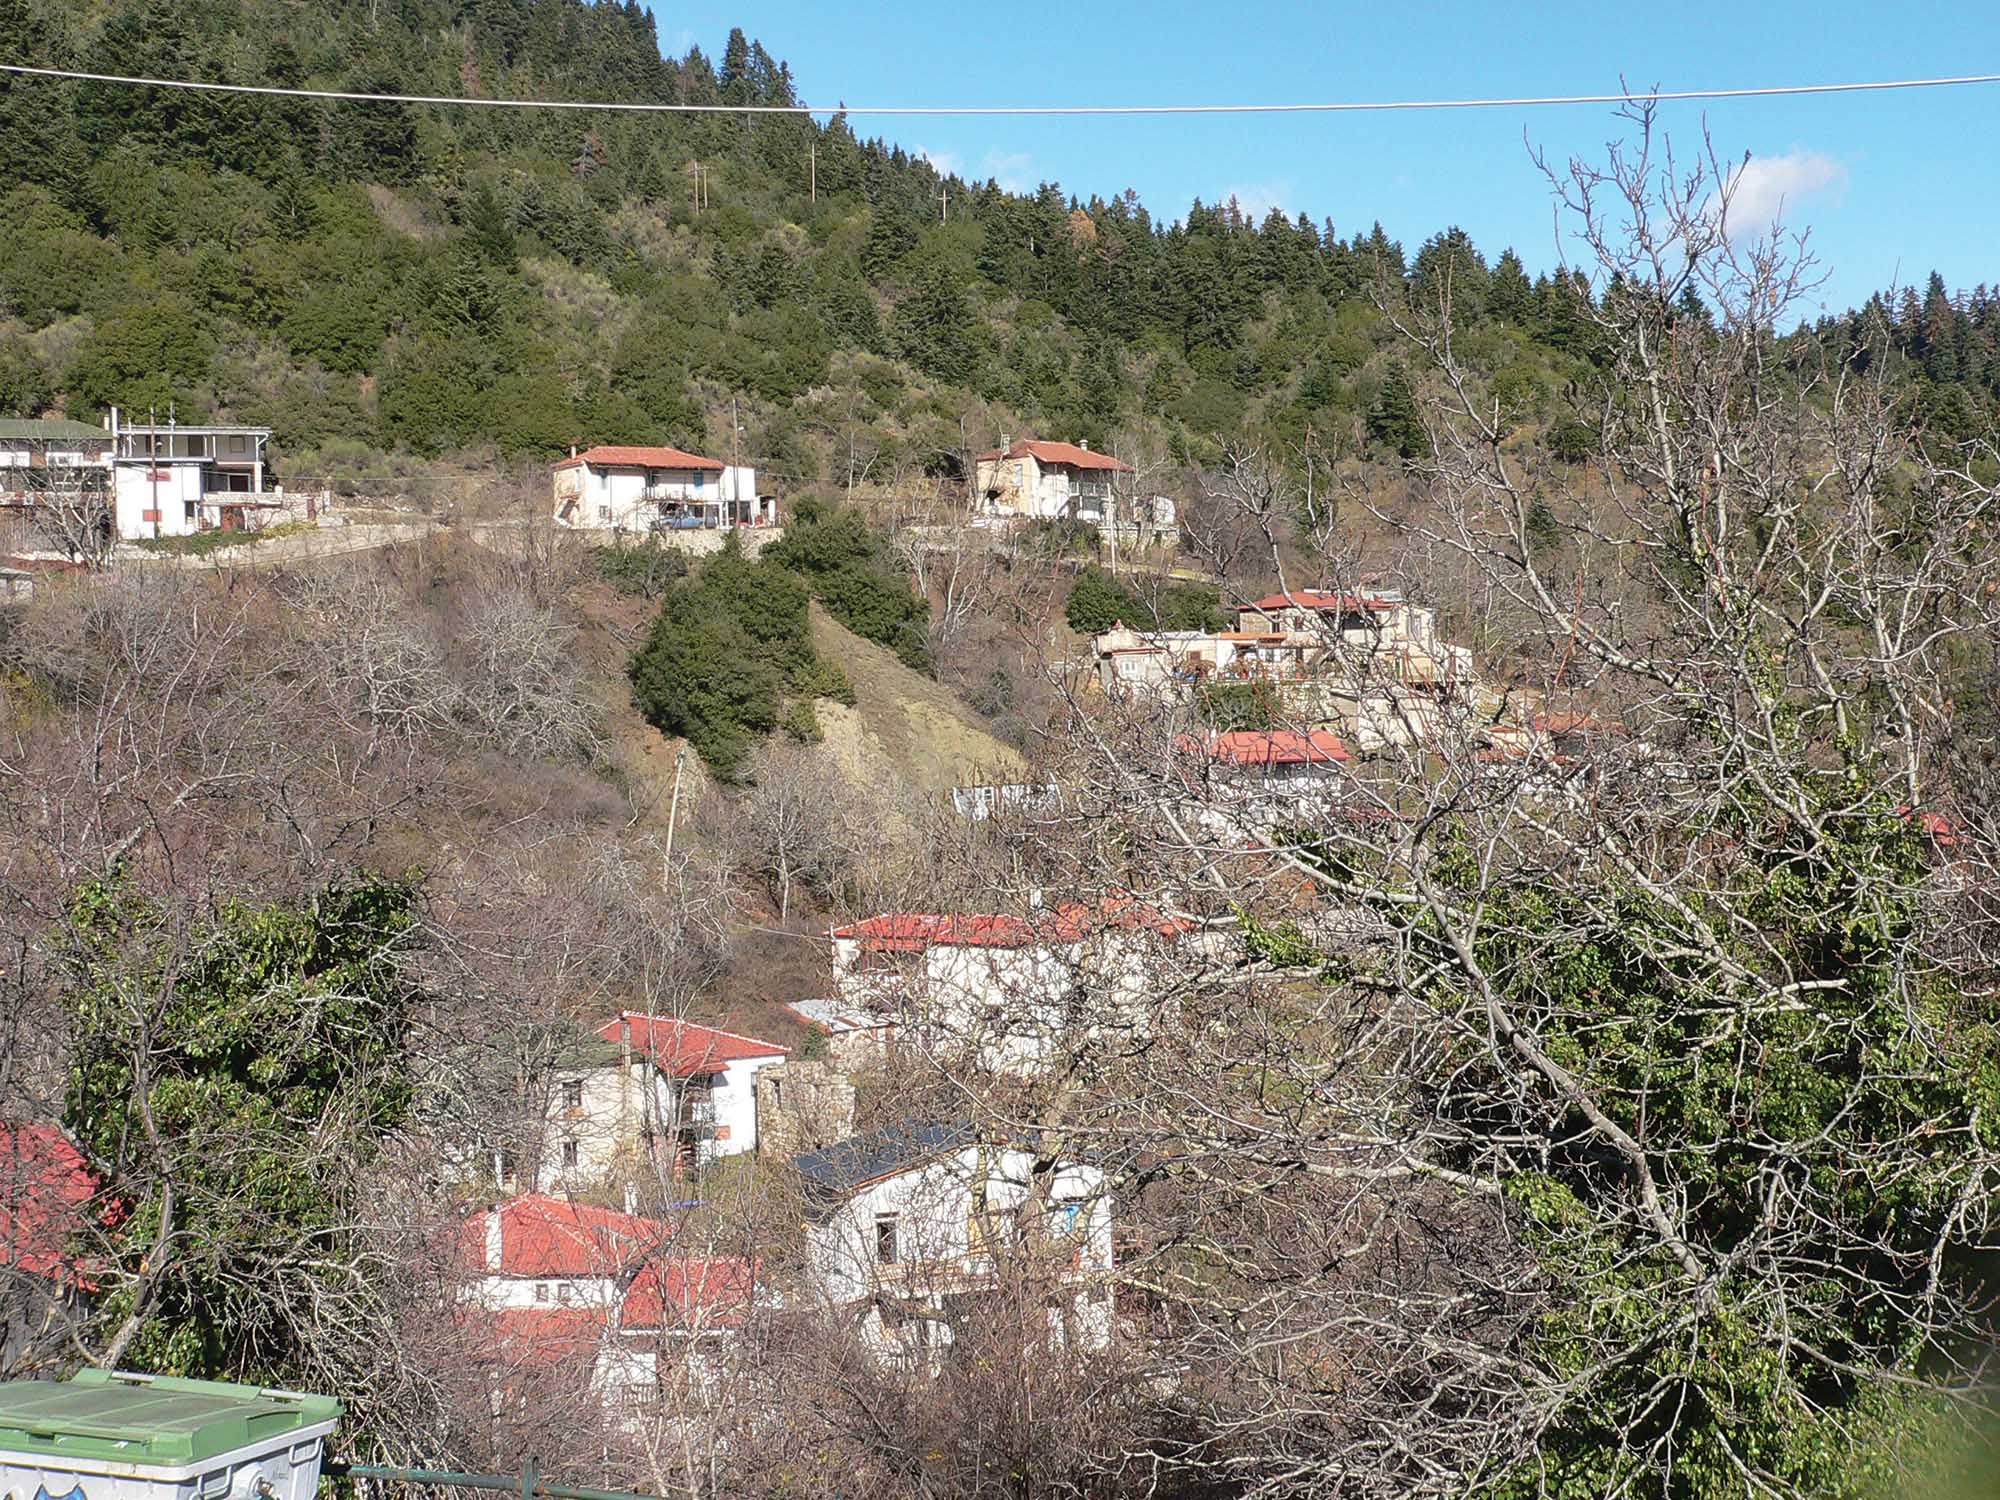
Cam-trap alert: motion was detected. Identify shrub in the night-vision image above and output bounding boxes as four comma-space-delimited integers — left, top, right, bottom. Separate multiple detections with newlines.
1546, 419, 1596, 463
1199, 680, 1280, 731
765, 498, 934, 673
627, 537, 851, 780
595, 542, 689, 600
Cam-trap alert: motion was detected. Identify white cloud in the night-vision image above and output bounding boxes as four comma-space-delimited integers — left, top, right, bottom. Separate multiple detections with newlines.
983, 150, 1035, 194
1714, 150, 1847, 241
915, 144, 963, 178
1220, 182, 1288, 223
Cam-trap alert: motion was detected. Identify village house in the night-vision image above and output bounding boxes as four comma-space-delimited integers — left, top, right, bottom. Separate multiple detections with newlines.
458, 1194, 754, 1419
794, 1122, 1115, 1367
0, 1120, 106, 1375
826, 895, 1210, 1071
974, 438, 1132, 523
538, 1014, 790, 1190
0, 419, 113, 515
109, 413, 281, 539
552, 444, 768, 531
1091, 585, 1489, 753
1232, 588, 1473, 688
1181, 729, 1354, 788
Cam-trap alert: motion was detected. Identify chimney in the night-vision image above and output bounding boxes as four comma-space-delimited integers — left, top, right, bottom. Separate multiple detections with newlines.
1028, 887, 1045, 911
484, 1204, 504, 1272
1078, 439, 1089, 450
569, 444, 577, 458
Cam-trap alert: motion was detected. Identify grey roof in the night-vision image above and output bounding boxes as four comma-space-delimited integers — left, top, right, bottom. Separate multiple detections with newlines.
0, 419, 109, 442
788, 998, 895, 1033
793, 1120, 974, 1217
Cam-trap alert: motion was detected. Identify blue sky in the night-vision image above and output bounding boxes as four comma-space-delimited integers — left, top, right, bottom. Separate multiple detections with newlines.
644, 2, 1997, 315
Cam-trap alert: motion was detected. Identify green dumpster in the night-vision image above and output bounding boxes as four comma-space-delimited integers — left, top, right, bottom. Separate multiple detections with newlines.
0, 1371, 340, 1500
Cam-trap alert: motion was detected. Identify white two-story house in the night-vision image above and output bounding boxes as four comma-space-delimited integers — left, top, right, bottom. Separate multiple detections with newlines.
539, 1014, 791, 1189
109, 415, 277, 539
794, 1122, 1115, 1367
974, 439, 1132, 523
458, 1193, 754, 1418
552, 444, 767, 531
826, 895, 1213, 1072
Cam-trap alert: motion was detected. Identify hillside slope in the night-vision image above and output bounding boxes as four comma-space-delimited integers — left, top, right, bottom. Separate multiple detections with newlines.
808, 603, 1026, 797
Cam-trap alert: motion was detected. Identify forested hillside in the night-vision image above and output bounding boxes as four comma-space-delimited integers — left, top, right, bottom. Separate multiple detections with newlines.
3, 0, 1996, 495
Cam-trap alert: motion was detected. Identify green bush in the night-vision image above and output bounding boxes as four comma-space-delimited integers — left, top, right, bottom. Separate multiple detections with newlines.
1546, 418, 1596, 463
594, 542, 690, 599
626, 537, 851, 780
1065, 566, 1223, 635
1198, 680, 1280, 731
765, 497, 934, 673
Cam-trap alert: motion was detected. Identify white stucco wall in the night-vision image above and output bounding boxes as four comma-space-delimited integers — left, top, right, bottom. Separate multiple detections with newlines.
113, 462, 204, 538
805, 1144, 1114, 1351
556, 464, 760, 530
711, 1053, 785, 1157
539, 1052, 783, 1189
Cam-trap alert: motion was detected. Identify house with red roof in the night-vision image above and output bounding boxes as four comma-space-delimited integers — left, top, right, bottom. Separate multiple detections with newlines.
974, 437, 1133, 523
1, 1121, 111, 1375
1179, 729, 1353, 785
459, 1194, 755, 1418
538, 1015, 791, 1188
551, 443, 769, 531
0, 1121, 104, 1289
825, 894, 1213, 1072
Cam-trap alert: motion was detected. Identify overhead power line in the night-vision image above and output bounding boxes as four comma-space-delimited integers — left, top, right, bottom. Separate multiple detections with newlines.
2, 62, 1999, 116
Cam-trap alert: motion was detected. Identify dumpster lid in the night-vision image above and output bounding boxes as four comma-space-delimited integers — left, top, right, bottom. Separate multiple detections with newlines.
0, 1370, 341, 1467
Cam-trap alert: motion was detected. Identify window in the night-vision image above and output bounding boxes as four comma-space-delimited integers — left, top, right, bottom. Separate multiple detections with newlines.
770, 1078, 784, 1110
227, 434, 247, 455
560, 1139, 579, 1170
182, 500, 196, 522
597, 504, 612, 523
534, 1283, 550, 1303
874, 1213, 900, 1265
184, 435, 207, 458
561, 1080, 583, 1110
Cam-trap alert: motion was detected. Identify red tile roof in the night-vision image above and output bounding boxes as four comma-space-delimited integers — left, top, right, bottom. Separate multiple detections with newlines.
0, 1122, 106, 1284
976, 439, 1132, 473
1188, 730, 1353, 767
1241, 590, 1397, 614
1898, 804, 1961, 848
829, 894, 1194, 952
598, 1014, 790, 1077
461, 1194, 669, 1278
553, 444, 725, 472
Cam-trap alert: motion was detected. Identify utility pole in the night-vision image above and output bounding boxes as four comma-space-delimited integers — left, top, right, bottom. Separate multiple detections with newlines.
940, 183, 948, 223
662, 744, 688, 870
729, 395, 742, 527
146, 403, 159, 541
